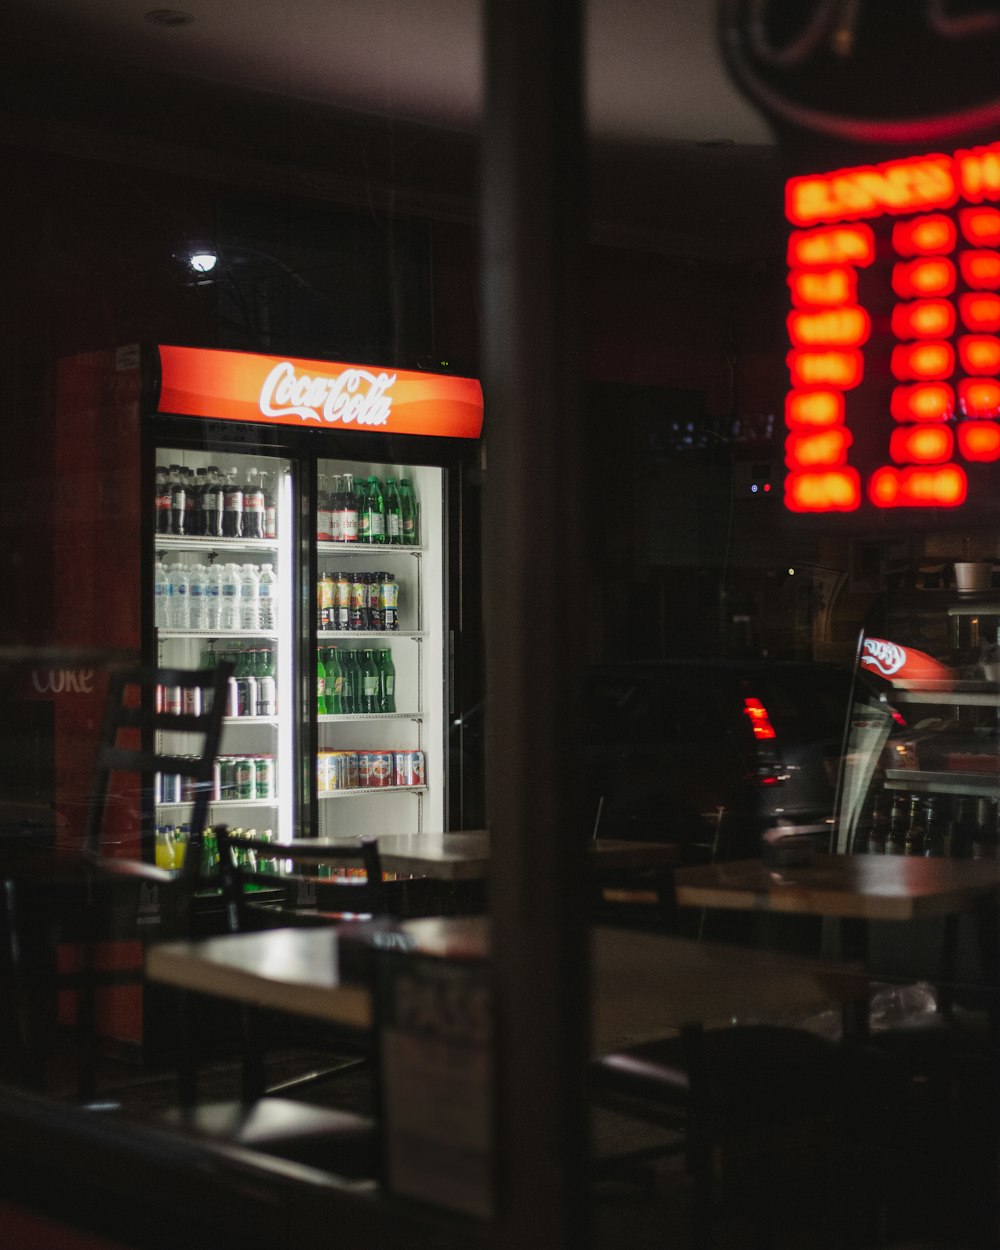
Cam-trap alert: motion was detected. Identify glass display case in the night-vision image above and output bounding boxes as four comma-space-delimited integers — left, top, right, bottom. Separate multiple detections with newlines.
835, 586, 1000, 858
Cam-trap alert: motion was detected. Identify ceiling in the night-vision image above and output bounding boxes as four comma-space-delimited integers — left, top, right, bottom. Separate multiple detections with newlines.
6, 0, 776, 146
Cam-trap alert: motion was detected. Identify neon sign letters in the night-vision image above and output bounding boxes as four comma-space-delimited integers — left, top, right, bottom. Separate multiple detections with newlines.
784, 140, 1000, 512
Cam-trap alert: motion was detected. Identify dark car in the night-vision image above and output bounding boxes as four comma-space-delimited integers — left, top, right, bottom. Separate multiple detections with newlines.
577, 659, 853, 864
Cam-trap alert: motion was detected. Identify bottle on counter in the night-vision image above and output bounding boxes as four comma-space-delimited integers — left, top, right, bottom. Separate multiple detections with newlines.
923, 796, 948, 857
903, 795, 926, 856
950, 796, 976, 858
866, 791, 890, 854
885, 793, 909, 855
972, 796, 998, 859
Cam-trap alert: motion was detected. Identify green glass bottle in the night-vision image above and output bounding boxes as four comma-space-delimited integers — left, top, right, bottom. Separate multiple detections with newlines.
377, 647, 396, 713
340, 648, 357, 714
324, 647, 344, 714
385, 476, 402, 545
360, 648, 380, 713
356, 475, 371, 542
367, 476, 385, 545
316, 649, 326, 716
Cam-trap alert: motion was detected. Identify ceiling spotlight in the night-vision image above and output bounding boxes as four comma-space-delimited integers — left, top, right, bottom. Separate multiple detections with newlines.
145, 10, 195, 28
188, 249, 218, 274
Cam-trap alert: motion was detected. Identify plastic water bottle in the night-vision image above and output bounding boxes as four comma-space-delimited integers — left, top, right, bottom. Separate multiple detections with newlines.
239, 563, 260, 631
167, 562, 190, 628
203, 562, 222, 631
220, 563, 241, 631
257, 563, 277, 631
187, 563, 207, 630
154, 562, 171, 628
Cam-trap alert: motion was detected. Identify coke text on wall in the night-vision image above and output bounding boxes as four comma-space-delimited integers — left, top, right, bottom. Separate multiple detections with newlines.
783, 139, 1000, 513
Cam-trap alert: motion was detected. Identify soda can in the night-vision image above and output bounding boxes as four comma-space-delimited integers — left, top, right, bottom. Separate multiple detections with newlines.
219, 757, 237, 801
393, 750, 425, 787
212, 758, 223, 801
159, 770, 180, 804
234, 757, 254, 801
181, 764, 199, 803
357, 750, 373, 788
368, 751, 394, 788
227, 677, 240, 718
317, 752, 333, 794
164, 684, 183, 717
255, 754, 274, 800
344, 751, 360, 790
182, 685, 202, 717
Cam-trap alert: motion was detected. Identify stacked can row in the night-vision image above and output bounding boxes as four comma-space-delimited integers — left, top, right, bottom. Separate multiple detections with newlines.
317, 749, 425, 793
155, 754, 275, 804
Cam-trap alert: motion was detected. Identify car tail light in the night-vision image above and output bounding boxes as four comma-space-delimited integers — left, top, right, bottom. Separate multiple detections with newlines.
743, 696, 777, 740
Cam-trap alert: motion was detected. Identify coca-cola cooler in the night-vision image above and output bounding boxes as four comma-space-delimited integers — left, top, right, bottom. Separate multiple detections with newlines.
51, 342, 484, 1050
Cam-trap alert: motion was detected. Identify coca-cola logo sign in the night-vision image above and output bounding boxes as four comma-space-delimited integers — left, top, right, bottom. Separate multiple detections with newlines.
861, 638, 907, 677
719, 0, 1000, 143
31, 669, 95, 695
259, 362, 396, 427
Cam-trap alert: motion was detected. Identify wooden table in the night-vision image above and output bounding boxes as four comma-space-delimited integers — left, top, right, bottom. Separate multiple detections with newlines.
673, 853, 1000, 1018
146, 918, 865, 1054
373, 831, 678, 881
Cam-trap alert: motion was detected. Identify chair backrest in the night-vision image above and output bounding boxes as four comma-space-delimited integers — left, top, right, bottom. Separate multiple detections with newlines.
83, 663, 233, 877
215, 827, 388, 932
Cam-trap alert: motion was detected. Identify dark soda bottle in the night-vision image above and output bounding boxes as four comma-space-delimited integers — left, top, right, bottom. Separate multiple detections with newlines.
223, 468, 244, 538
184, 467, 198, 535
155, 465, 171, 534
262, 470, 277, 540
866, 791, 890, 853
399, 477, 418, 545
340, 473, 359, 543
950, 796, 976, 858
244, 468, 265, 540
203, 465, 224, 538
170, 464, 187, 535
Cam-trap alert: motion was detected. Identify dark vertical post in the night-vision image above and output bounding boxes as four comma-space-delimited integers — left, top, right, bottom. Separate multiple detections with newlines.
481, 2, 590, 1249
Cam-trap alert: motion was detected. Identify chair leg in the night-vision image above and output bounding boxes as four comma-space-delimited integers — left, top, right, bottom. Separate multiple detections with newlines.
175, 988, 199, 1108
240, 1005, 267, 1102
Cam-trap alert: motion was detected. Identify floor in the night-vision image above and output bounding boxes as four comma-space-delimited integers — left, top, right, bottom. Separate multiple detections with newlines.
24, 1017, 999, 1250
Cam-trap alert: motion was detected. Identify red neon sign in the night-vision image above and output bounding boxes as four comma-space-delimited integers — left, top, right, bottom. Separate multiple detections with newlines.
788, 268, 857, 308
959, 378, 1000, 417
784, 139, 1000, 512
891, 300, 955, 340
959, 251, 1000, 288
869, 464, 967, 508
155, 345, 484, 439
787, 307, 870, 349
892, 215, 956, 257
890, 383, 954, 423
960, 208, 1000, 247
958, 423, 1000, 461
785, 390, 844, 428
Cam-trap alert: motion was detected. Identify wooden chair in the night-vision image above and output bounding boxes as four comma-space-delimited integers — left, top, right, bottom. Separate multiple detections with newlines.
0, 661, 232, 1103
149, 826, 385, 1179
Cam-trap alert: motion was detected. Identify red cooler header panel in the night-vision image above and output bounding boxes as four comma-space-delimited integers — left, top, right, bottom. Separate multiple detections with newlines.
783, 139, 1000, 513
156, 345, 484, 439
